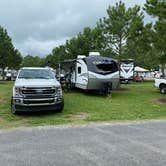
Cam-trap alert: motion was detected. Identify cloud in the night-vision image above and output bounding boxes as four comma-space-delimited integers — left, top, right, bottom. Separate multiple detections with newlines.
16, 37, 69, 56
0, 0, 147, 57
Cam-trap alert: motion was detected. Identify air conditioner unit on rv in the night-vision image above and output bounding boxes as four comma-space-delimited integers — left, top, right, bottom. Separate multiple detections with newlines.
77, 55, 86, 59
89, 52, 100, 56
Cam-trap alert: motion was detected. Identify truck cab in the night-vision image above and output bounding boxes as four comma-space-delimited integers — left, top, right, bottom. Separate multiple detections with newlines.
154, 78, 166, 94
11, 67, 64, 114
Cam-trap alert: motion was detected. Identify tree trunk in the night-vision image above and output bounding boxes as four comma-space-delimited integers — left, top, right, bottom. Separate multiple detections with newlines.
2, 68, 5, 80
161, 63, 165, 77
118, 34, 122, 87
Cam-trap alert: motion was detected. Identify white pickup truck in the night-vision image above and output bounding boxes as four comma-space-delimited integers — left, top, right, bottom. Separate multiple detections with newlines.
11, 67, 64, 114
154, 78, 166, 94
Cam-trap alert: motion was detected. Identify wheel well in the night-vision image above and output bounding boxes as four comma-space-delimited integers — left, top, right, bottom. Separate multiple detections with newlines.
159, 83, 166, 88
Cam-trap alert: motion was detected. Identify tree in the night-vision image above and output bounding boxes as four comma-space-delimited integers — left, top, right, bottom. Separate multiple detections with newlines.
21, 55, 43, 67
100, 1, 144, 75
144, 0, 166, 76
65, 26, 107, 59
10, 49, 22, 70
125, 21, 158, 69
44, 54, 56, 67
66, 28, 92, 58
0, 26, 22, 79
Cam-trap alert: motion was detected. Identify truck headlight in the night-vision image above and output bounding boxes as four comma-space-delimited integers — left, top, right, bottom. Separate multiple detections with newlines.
14, 87, 22, 97
56, 87, 62, 97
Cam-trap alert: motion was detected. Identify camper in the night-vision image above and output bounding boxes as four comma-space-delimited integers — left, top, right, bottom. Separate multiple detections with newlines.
5, 70, 12, 80
120, 59, 134, 83
61, 52, 119, 94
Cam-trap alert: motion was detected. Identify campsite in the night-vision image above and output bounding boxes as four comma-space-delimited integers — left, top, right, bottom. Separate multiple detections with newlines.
0, 0, 165, 129
0, 80, 165, 129
0, 0, 166, 165
0, 0, 165, 128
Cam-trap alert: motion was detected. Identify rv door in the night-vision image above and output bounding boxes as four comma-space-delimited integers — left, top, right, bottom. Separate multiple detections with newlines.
76, 60, 88, 89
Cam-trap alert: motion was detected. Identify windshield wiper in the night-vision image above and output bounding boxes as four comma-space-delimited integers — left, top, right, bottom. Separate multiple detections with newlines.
35, 77, 49, 79
18, 77, 33, 79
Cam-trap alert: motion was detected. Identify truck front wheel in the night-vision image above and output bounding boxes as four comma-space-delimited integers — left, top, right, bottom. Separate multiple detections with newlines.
160, 85, 166, 94
11, 100, 18, 114
57, 101, 64, 112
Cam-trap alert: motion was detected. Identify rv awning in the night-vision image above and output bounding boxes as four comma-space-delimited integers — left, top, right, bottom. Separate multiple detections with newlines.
134, 66, 149, 72
60, 59, 76, 71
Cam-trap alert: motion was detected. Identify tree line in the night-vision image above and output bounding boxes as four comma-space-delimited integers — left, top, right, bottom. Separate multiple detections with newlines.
44, 0, 166, 76
0, 0, 165, 77
0, 26, 22, 79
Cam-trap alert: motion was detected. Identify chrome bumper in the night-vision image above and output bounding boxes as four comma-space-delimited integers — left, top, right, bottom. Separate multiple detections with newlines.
12, 97, 63, 106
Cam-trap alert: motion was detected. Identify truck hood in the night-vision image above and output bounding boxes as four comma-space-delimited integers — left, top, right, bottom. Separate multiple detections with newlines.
15, 79, 60, 87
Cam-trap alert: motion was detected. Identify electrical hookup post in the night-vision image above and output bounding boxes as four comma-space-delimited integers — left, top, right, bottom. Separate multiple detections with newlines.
118, 58, 121, 88
58, 63, 61, 82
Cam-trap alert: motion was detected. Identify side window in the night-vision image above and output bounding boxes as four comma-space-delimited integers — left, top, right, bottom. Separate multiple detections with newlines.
78, 67, 81, 74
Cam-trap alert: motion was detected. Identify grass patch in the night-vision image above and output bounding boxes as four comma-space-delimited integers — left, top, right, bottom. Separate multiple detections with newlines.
0, 81, 165, 129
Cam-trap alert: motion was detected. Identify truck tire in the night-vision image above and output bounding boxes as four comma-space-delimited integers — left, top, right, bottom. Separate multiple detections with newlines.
11, 104, 18, 114
160, 85, 166, 94
57, 101, 64, 112
11, 99, 18, 114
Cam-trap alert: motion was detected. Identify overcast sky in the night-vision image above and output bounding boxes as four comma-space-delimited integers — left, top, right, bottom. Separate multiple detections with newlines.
0, 0, 149, 57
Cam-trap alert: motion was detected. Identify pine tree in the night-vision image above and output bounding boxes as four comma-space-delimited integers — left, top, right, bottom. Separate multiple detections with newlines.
144, 0, 166, 76
0, 26, 22, 79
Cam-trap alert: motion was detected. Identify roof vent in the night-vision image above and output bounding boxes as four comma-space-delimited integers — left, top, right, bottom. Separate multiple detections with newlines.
77, 55, 86, 59
89, 52, 100, 56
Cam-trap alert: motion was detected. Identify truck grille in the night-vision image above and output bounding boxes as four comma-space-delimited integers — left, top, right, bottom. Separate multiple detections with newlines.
21, 87, 56, 98
23, 99, 55, 105
24, 95, 54, 99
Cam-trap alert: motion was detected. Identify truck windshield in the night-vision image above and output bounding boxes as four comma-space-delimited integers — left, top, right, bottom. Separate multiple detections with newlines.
18, 69, 55, 79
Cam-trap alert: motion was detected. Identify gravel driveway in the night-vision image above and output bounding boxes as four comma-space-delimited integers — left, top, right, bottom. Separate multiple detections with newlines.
1, 120, 166, 166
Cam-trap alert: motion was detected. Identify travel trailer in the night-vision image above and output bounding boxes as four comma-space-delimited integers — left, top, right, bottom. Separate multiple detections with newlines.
120, 59, 134, 83
61, 52, 119, 94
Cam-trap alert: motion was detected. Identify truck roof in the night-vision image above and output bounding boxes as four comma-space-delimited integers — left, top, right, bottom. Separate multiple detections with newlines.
20, 67, 49, 70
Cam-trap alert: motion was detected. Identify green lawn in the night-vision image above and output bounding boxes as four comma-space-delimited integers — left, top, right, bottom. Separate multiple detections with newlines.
0, 81, 165, 129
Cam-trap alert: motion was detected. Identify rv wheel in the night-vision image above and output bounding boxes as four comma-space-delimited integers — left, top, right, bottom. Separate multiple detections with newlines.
160, 85, 166, 94
105, 88, 111, 96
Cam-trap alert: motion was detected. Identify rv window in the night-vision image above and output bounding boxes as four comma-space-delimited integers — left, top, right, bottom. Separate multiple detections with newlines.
78, 67, 81, 74
97, 64, 115, 72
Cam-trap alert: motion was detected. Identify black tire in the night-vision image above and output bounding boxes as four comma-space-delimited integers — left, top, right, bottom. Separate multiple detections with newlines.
106, 88, 111, 96
160, 85, 166, 94
11, 103, 18, 114
57, 101, 64, 112
11, 99, 18, 114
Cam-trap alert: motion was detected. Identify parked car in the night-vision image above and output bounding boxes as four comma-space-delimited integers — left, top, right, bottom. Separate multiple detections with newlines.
133, 75, 144, 82
11, 67, 64, 114
154, 78, 166, 94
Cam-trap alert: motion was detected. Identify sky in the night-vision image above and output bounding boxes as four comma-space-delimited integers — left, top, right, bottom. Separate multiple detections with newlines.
0, 0, 149, 57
